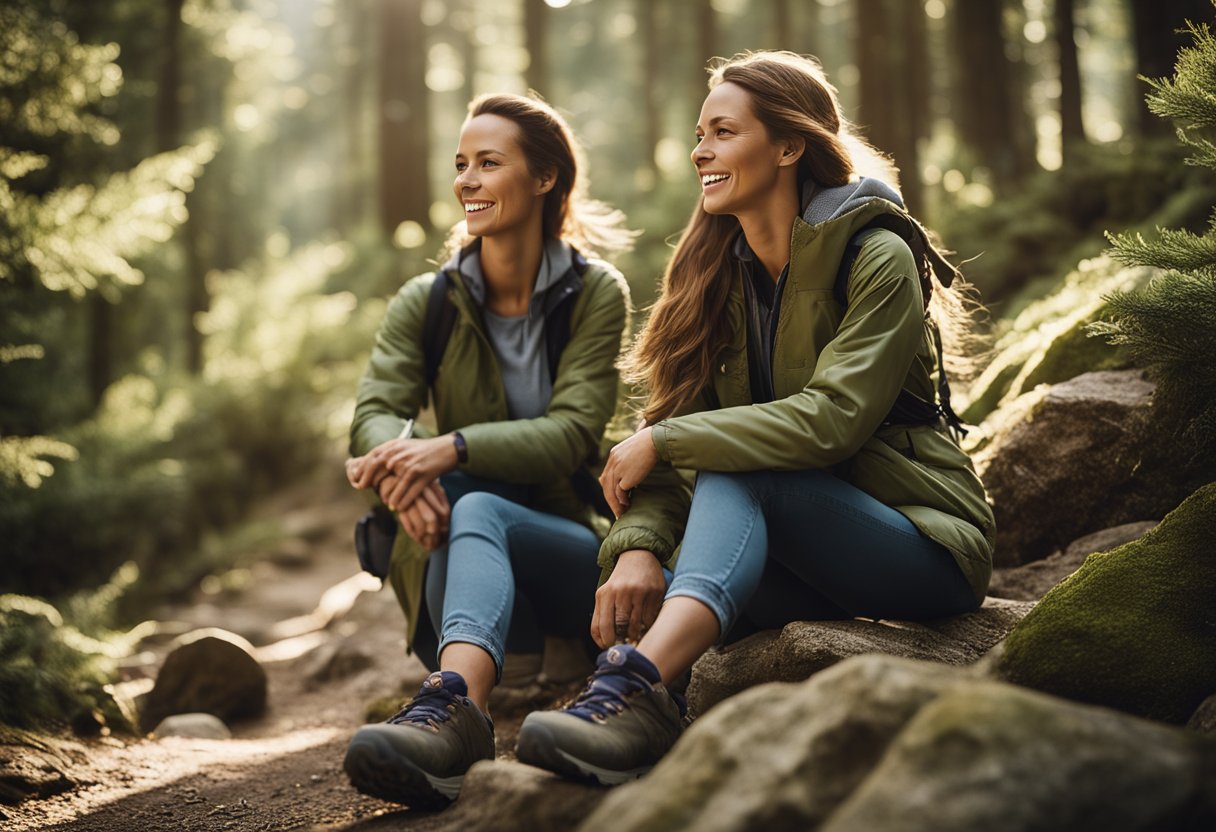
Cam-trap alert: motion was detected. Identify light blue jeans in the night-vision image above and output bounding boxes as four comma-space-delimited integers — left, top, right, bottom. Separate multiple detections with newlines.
424, 474, 602, 679
667, 469, 978, 641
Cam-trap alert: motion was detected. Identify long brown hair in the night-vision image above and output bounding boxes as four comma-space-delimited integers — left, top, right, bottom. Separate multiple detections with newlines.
442, 93, 636, 259
624, 51, 972, 423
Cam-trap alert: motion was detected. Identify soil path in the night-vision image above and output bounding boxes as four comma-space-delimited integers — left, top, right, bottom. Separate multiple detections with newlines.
3, 461, 564, 832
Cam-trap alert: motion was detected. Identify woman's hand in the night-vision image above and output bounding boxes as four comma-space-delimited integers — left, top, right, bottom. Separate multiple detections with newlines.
373, 436, 459, 511
346, 436, 421, 492
396, 480, 451, 551
591, 549, 666, 648
599, 426, 658, 517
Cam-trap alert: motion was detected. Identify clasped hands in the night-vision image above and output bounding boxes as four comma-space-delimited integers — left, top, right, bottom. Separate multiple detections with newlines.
345, 435, 459, 551
593, 425, 667, 648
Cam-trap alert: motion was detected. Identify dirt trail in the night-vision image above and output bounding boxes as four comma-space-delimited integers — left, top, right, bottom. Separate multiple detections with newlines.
3, 462, 535, 832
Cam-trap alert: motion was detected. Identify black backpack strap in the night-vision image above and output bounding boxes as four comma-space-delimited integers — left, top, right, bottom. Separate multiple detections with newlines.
541, 250, 589, 384
422, 271, 457, 389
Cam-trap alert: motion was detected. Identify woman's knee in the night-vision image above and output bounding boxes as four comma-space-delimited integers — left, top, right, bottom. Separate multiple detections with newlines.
449, 490, 518, 534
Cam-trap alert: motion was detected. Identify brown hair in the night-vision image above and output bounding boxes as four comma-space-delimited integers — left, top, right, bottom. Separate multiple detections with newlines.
624, 51, 973, 423
442, 93, 636, 259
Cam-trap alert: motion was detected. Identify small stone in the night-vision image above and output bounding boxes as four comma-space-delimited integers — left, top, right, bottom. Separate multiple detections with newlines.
153, 713, 232, 740
140, 629, 267, 733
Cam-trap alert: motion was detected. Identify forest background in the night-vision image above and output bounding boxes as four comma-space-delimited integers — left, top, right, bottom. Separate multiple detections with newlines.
2, 0, 1213, 730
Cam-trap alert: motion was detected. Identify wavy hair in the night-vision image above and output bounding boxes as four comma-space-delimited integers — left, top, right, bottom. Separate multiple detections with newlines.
623, 51, 978, 423
441, 93, 636, 260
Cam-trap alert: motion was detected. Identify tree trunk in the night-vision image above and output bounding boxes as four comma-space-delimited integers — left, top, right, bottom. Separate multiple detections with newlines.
1055, 0, 1085, 162
694, 0, 716, 97
950, 0, 1034, 183
524, 0, 549, 96
773, 0, 791, 52
639, 0, 660, 182
1129, 0, 1214, 135
378, 0, 432, 236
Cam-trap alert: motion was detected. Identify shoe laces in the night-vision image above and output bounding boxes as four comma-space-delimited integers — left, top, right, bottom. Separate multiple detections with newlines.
387, 674, 463, 732
565, 665, 652, 723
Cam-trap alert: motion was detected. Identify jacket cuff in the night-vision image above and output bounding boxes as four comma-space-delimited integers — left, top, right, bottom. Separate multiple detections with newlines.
598, 526, 674, 572
650, 422, 672, 462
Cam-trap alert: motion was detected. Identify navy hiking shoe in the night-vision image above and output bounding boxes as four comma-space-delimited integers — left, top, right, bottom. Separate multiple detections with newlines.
515, 644, 683, 786
344, 671, 494, 808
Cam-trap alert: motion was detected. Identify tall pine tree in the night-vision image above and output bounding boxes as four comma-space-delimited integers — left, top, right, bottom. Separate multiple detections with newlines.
1091, 12, 1216, 459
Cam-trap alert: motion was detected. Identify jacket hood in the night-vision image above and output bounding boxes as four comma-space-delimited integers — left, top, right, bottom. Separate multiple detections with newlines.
441, 237, 575, 308
800, 177, 905, 226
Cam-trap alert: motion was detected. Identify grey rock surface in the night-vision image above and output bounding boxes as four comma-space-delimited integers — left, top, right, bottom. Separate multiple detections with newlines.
1189, 694, 1216, 737
441, 759, 606, 831
822, 681, 1216, 832
972, 370, 1206, 566
580, 656, 968, 832
988, 521, 1158, 601
687, 597, 1033, 717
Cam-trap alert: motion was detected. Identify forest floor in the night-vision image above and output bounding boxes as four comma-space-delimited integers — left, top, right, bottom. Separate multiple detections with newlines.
2, 456, 573, 832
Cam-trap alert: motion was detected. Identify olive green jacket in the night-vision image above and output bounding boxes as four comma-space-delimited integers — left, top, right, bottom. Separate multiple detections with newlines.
351, 252, 631, 645
599, 184, 995, 602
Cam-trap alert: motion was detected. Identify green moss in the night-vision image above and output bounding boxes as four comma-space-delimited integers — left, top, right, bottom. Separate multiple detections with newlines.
999, 483, 1216, 723
961, 256, 1152, 423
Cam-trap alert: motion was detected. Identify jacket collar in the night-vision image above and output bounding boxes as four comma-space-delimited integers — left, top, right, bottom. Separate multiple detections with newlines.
442, 237, 575, 309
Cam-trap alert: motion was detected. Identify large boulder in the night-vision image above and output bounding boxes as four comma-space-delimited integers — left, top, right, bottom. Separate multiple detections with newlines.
686, 598, 1032, 717
998, 483, 1216, 723
821, 681, 1216, 832
140, 629, 267, 733
971, 370, 1207, 566
988, 521, 1157, 601
581, 656, 968, 832
579, 655, 1216, 832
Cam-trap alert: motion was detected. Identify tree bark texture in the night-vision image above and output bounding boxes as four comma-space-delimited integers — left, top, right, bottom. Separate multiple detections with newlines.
378, 0, 432, 236
1055, 0, 1085, 161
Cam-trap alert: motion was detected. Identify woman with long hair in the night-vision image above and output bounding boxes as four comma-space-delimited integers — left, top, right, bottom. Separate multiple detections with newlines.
516, 51, 994, 784
342, 92, 634, 807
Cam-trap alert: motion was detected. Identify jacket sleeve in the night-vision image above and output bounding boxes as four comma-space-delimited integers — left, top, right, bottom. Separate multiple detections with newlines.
651, 232, 924, 471
457, 266, 630, 483
349, 275, 436, 457
596, 388, 711, 574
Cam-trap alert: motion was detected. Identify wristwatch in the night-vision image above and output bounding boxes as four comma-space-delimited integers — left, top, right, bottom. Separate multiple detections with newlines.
452, 431, 468, 464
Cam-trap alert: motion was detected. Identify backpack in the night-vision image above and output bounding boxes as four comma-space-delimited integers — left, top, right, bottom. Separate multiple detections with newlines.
833, 215, 966, 438
422, 253, 615, 520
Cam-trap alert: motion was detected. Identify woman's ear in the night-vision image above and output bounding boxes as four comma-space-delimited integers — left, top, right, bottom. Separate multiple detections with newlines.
536, 169, 557, 195
779, 137, 806, 167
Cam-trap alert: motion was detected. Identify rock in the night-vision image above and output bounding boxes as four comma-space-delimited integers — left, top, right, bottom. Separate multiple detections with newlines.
140, 629, 268, 733
1189, 695, 1216, 737
152, 713, 232, 740
298, 638, 375, 689
441, 760, 606, 831
988, 521, 1158, 601
686, 598, 1033, 717
972, 370, 1208, 566
580, 656, 969, 832
999, 483, 1216, 723
821, 680, 1216, 832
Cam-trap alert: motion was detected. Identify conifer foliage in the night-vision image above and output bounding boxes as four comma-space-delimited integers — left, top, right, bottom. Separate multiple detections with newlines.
1093, 11, 1216, 459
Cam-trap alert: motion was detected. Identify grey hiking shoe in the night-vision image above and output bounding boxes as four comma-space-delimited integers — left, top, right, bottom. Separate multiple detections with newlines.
343, 671, 494, 808
515, 644, 683, 786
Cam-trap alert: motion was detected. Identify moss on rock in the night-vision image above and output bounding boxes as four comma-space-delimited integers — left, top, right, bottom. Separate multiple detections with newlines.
999, 483, 1216, 723
961, 256, 1150, 424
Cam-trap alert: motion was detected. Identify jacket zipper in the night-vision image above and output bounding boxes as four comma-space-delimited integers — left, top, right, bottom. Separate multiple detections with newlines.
766, 261, 790, 399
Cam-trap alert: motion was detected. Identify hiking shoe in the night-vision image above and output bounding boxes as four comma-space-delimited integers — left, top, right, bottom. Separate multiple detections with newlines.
515, 644, 683, 786
343, 671, 494, 808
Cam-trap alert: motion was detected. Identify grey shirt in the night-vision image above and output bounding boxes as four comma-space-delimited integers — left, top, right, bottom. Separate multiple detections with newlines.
457, 238, 575, 419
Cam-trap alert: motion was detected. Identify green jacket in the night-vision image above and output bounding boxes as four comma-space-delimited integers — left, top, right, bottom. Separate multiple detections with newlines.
351, 249, 631, 645
599, 181, 995, 602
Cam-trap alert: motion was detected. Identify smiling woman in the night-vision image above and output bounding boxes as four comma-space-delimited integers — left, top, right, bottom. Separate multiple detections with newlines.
341, 92, 635, 810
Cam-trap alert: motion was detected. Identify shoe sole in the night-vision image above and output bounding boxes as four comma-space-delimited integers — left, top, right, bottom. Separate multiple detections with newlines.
516, 720, 653, 787
343, 730, 463, 809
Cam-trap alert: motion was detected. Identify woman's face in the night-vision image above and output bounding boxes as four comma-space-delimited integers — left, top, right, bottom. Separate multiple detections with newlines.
453, 114, 549, 239
692, 82, 789, 217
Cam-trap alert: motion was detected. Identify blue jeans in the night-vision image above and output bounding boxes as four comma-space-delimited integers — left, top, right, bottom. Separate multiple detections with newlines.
424, 474, 602, 679
667, 470, 978, 641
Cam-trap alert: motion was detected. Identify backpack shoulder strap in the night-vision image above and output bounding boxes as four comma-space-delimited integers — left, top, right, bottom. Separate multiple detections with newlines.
542, 251, 589, 384
422, 271, 457, 389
